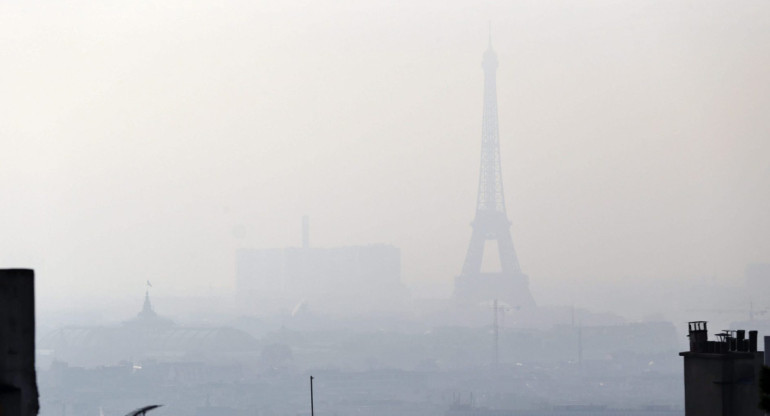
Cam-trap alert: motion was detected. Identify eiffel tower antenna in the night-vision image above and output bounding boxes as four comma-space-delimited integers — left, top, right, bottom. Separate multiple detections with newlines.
453, 33, 535, 310
488, 21, 492, 48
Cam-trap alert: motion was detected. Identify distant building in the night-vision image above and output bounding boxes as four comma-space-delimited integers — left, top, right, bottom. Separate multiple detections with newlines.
236, 220, 407, 315
39, 291, 259, 367
679, 321, 764, 416
0, 269, 39, 416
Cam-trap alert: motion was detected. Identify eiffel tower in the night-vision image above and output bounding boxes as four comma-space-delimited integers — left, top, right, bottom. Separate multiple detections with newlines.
454, 35, 536, 309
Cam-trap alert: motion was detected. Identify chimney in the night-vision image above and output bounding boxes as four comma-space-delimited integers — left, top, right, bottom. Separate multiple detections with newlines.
765, 336, 770, 366
688, 321, 708, 352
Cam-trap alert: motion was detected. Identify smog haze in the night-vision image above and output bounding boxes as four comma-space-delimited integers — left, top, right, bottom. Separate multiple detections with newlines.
2, 0, 769, 320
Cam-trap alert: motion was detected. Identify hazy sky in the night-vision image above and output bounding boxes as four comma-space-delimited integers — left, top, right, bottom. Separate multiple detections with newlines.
1, 0, 768, 313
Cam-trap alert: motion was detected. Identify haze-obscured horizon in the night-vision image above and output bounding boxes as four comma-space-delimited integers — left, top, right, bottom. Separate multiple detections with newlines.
2, 0, 768, 319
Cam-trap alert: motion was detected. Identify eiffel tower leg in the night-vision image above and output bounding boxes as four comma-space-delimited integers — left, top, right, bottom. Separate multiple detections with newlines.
496, 228, 520, 274
461, 227, 486, 275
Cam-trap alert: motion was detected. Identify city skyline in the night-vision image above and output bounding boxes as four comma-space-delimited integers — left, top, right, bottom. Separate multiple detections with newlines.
1, 1, 768, 320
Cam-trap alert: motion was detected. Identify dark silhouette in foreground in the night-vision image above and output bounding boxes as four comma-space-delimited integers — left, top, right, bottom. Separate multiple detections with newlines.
0, 269, 39, 416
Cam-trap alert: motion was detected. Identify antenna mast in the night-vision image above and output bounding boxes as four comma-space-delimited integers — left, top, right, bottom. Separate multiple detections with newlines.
310, 375, 315, 416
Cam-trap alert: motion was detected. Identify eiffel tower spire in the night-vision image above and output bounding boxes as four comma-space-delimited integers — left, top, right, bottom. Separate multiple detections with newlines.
488, 21, 492, 49
454, 38, 536, 309
477, 31, 505, 216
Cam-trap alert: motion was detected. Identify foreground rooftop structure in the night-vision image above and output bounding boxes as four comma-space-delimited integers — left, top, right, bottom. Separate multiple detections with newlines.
680, 321, 764, 416
0, 269, 39, 416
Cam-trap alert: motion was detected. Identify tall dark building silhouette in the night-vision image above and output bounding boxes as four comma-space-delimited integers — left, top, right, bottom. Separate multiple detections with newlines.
0, 269, 39, 416
454, 37, 536, 309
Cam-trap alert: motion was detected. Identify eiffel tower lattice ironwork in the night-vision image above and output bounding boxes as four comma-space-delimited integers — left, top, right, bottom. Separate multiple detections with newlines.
453, 36, 536, 309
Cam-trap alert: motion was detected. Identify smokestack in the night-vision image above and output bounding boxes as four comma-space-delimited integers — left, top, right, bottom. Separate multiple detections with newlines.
736, 330, 746, 351
0, 269, 39, 416
688, 321, 708, 352
302, 216, 310, 249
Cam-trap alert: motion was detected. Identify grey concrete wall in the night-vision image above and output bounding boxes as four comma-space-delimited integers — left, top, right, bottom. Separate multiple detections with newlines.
0, 269, 39, 416
682, 352, 764, 416
729, 354, 765, 416
682, 355, 724, 416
